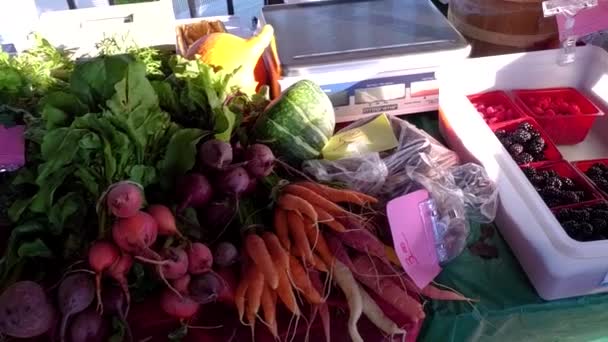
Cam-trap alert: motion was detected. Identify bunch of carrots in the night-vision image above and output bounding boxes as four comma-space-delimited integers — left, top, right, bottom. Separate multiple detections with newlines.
235, 182, 470, 342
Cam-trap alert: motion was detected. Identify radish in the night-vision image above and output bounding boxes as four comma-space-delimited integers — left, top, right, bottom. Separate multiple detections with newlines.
106, 181, 144, 218
112, 211, 158, 256
199, 139, 233, 170
217, 167, 250, 197
161, 247, 189, 280
160, 288, 200, 319
0, 281, 55, 338
176, 173, 213, 211
147, 204, 183, 238
69, 308, 109, 342
245, 144, 275, 178
188, 272, 224, 304
213, 241, 238, 267
88, 241, 120, 313
187, 242, 213, 275
58, 273, 96, 342
106, 253, 133, 315
172, 274, 192, 294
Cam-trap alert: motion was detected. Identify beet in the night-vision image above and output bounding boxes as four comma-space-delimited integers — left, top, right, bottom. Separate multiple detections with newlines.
245, 143, 275, 178
200, 199, 236, 231
199, 139, 233, 170
58, 273, 96, 342
176, 173, 214, 211
160, 247, 189, 280
187, 242, 213, 275
69, 308, 109, 342
112, 211, 158, 255
213, 242, 238, 267
188, 272, 224, 304
160, 288, 199, 319
147, 204, 181, 237
0, 281, 55, 338
106, 181, 144, 218
217, 167, 250, 197
102, 285, 132, 342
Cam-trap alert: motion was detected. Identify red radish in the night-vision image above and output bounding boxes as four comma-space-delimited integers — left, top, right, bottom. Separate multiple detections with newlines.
176, 173, 213, 211
58, 273, 96, 342
88, 241, 120, 313
160, 288, 200, 319
106, 181, 144, 218
172, 274, 191, 294
0, 281, 55, 338
187, 242, 213, 275
107, 253, 133, 316
147, 204, 182, 238
161, 247, 189, 280
112, 211, 158, 256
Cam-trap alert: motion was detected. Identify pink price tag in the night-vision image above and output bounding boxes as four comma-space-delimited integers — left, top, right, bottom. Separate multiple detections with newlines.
0, 125, 25, 171
386, 190, 441, 290
556, 1, 608, 40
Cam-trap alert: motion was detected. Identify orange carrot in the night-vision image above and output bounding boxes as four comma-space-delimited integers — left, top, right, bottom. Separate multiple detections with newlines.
278, 193, 318, 222
284, 184, 352, 218
245, 234, 279, 289
245, 266, 265, 325
273, 209, 291, 250
289, 255, 323, 304
302, 218, 335, 267
276, 269, 300, 315
314, 206, 346, 232
260, 285, 278, 337
262, 232, 290, 273
235, 267, 251, 322
310, 254, 329, 272
299, 181, 378, 205
287, 211, 314, 263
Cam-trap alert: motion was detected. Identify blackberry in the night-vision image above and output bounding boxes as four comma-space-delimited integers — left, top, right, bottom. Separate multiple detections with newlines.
561, 191, 581, 204
527, 140, 545, 154
545, 198, 562, 207
543, 170, 559, 178
523, 167, 537, 178
531, 152, 545, 161
586, 165, 604, 178
508, 143, 524, 155
546, 177, 563, 189
530, 174, 545, 185
494, 129, 508, 139
562, 220, 579, 235
595, 178, 608, 191
556, 208, 575, 221
574, 191, 586, 200
499, 136, 514, 148
530, 130, 542, 139
578, 223, 595, 241
571, 209, 591, 222
532, 136, 545, 147
561, 177, 575, 189
515, 152, 534, 164
591, 218, 608, 231
512, 129, 532, 143
518, 122, 534, 131
594, 203, 608, 211
599, 164, 608, 173
540, 186, 562, 198
591, 209, 608, 220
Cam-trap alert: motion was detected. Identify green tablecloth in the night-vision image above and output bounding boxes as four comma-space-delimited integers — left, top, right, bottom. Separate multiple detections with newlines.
407, 113, 608, 342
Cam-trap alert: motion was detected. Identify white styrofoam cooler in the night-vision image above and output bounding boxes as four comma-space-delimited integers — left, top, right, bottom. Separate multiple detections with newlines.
437, 46, 608, 300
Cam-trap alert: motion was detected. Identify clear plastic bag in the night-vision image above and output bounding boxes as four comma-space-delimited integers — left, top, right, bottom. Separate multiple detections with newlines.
303, 115, 499, 263
582, 30, 608, 52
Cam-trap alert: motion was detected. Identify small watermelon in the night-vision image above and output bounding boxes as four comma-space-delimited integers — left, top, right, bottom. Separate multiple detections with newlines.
252, 80, 335, 163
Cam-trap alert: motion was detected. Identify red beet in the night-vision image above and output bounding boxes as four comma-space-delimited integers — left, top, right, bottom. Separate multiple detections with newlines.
106, 181, 144, 218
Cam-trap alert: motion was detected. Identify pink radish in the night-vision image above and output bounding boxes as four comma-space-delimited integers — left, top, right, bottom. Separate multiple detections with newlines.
161, 247, 189, 280
112, 211, 158, 256
147, 204, 183, 238
160, 288, 199, 319
172, 274, 191, 294
187, 242, 213, 275
106, 181, 144, 218
107, 254, 133, 316
87, 241, 120, 314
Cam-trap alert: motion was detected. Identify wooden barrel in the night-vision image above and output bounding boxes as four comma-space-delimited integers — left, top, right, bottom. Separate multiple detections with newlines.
448, 0, 559, 57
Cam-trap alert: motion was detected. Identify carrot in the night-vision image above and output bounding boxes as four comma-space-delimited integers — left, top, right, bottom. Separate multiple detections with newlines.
287, 211, 314, 263
289, 255, 323, 304
283, 184, 352, 218
273, 209, 291, 251
245, 266, 264, 325
359, 284, 405, 336
245, 234, 279, 289
261, 232, 290, 274
298, 181, 378, 205
235, 267, 251, 322
422, 283, 471, 301
302, 219, 335, 267
313, 206, 346, 232
332, 260, 363, 342
260, 285, 278, 337
277, 193, 318, 222
310, 254, 328, 272
373, 256, 421, 295
350, 255, 424, 322
276, 269, 300, 315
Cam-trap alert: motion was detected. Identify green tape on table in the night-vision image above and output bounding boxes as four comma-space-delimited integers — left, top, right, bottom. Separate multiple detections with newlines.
405, 113, 608, 342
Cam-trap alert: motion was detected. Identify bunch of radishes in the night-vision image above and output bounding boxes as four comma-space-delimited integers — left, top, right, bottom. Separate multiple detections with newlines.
175, 139, 276, 232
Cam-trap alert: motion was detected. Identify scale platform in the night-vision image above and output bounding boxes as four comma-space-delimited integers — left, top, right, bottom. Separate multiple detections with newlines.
262, 0, 470, 122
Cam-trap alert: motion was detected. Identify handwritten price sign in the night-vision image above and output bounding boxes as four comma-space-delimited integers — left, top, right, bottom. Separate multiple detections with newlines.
556, 0, 608, 39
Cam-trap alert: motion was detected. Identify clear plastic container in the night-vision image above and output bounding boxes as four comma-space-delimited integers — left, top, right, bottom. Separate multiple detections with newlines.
490, 117, 563, 166
513, 87, 604, 145
467, 90, 526, 125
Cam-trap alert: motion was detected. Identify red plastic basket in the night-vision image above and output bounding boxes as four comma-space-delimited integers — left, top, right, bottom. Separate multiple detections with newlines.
572, 159, 608, 200
467, 90, 526, 125
513, 87, 603, 145
491, 117, 562, 166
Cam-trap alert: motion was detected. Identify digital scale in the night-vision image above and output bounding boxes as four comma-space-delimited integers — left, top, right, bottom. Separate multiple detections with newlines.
261, 0, 471, 122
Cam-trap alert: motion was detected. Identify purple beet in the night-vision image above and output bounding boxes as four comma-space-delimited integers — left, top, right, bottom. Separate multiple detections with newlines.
199, 139, 233, 170
58, 273, 95, 342
245, 144, 275, 178
176, 173, 213, 211
69, 308, 109, 342
0, 281, 55, 338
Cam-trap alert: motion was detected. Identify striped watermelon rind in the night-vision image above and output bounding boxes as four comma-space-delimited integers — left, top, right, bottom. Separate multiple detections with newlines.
253, 80, 335, 162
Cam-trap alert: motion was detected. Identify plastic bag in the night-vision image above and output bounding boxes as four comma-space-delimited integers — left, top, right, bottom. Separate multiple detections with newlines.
582, 30, 608, 52
303, 115, 498, 263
